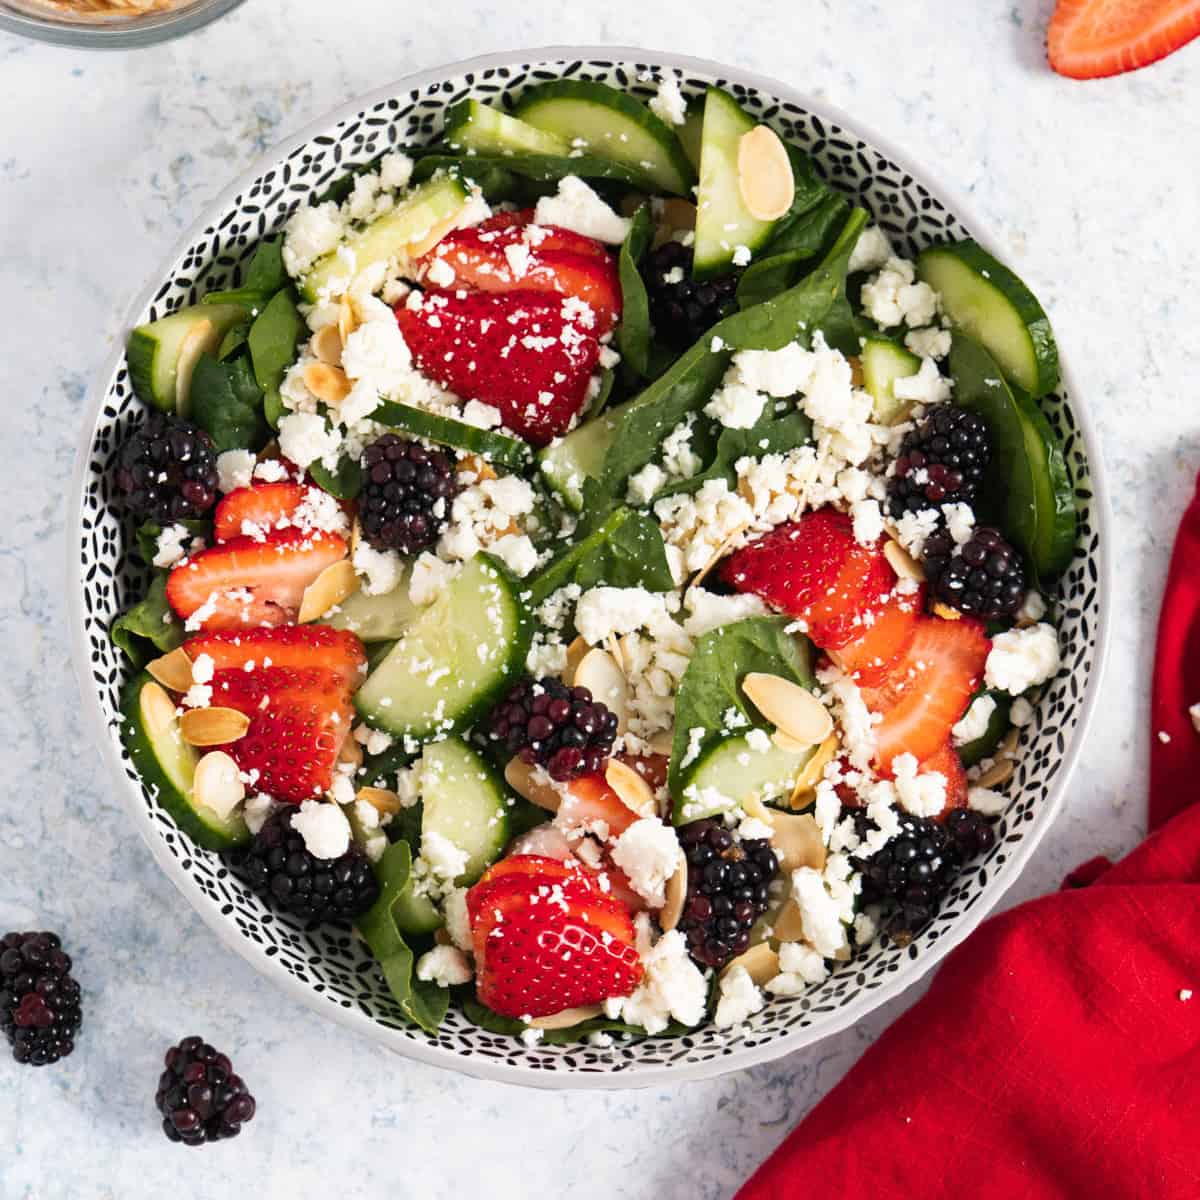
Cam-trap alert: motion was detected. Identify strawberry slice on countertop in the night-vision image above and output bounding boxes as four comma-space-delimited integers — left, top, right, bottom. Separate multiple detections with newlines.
396, 290, 602, 447
183, 624, 366, 688
212, 481, 307, 542
1048, 0, 1200, 79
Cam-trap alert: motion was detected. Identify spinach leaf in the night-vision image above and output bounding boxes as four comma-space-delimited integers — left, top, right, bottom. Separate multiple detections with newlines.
615, 205, 653, 378
585, 366, 617, 420
357, 840, 449, 1034
668, 616, 815, 799
110, 574, 183, 667
308, 453, 363, 500
133, 518, 209, 567
201, 238, 288, 313
189, 352, 267, 452
247, 289, 304, 397
217, 322, 250, 362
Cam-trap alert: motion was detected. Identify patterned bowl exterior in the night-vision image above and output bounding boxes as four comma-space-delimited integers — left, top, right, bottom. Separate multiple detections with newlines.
69, 49, 1109, 1089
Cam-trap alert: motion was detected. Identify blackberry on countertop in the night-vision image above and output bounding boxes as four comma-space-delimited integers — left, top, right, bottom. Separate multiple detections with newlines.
924, 526, 1026, 621
676, 820, 779, 970
359, 434, 457, 555
887, 405, 991, 518
236, 809, 379, 923
642, 241, 741, 350
114, 413, 219, 523
156, 1036, 256, 1146
487, 676, 618, 782
851, 809, 995, 946
0, 931, 82, 1067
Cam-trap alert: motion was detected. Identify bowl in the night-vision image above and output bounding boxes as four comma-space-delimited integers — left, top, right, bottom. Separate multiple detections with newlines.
0, 0, 242, 48
68, 47, 1111, 1088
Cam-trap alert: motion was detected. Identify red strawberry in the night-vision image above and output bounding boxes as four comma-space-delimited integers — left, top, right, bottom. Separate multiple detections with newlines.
832, 584, 925, 686
213, 481, 307, 542
467, 855, 642, 1019
416, 210, 620, 331
184, 625, 366, 689
861, 617, 990, 770
396, 290, 601, 447
553, 773, 642, 840
165, 527, 347, 632
1048, 0, 1200, 79
914, 743, 969, 817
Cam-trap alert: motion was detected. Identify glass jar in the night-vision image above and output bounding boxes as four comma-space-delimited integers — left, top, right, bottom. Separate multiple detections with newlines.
0, 0, 243, 47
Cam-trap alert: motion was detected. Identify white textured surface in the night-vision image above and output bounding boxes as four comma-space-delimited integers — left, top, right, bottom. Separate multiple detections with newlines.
1, 2, 1195, 1196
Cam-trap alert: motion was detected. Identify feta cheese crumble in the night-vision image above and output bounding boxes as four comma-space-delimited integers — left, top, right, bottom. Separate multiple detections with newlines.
952, 694, 997, 747
648, 74, 688, 126
607, 929, 707, 1034
609, 818, 683, 908
534, 176, 631, 245
290, 800, 352, 860
415, 945, 473, 987
984, 623, 1061, 694
713, 965, 765, 1030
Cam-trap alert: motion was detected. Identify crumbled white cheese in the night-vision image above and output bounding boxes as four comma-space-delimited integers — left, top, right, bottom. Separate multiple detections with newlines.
379, 151, 414, 191
648, 73, 688, 126
242, 793, 276, 835
847, 225, 892, 274
352, 539, 405, 596
892, 752, 948, 818
489, 533, 539, 578
443, 888, 473, 952
290, 800, 352, 860
610, 929, 707, 1034
713, 965, 765, 1030
408, 553, 460, 607
942, 501, 976, 547
534, 176, 631, 244
1019, 590, 1048, 624
904, 326, 952, 360
850, 498, 885, 546
985, 623, 1061, 694
952, 694, 997, 747
152, 524, 196, 569
790, 866, 850, 958
860, 256, 940, 329
215, 449, 256, 494
277, 411, 341, 472
681, 588, 767, 638
609, 818, 682, 908
892, 356, 952, 407
460, 399, 503, 430
282, 201, 345, 278
968, 787, 1007, 816
574, 586, 673, 645
410, 831, 470, 901
765, 940, 830, 994
415, 945, 473, 987
627, 462, 668, 506
1010, 696, 1035, 727
704, 380, 765, 429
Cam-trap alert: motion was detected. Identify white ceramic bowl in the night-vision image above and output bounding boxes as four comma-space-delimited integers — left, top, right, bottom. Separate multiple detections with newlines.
68, 47, 1111, 1089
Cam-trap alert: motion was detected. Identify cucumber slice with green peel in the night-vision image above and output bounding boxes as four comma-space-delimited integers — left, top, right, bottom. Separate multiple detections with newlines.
673, 732, 816, 825
1014, 391, 1077, 578
127, 304, 249, 414
514, 80, 696, 196
300, 176, 471, 303
119, 675, 249, 851
323, 570, 418, 642
537, 414, 618, 511
917, 241, 1059, 398
354, 554, 532, 738
444, 99, 571, 158
676, 101, 704, 171
371, 400, 532, 471
693, 88, 785, 280
860, 336, 922, 425
420, 738, 510, 885
957, 692, 1012, 769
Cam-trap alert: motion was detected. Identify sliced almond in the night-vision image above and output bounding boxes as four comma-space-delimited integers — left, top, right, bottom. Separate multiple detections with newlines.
356, 785, 402, 816
660, 858, 687, 931
457, 453, 498, 484
192, 750, 245, 820
139, 680, 179, 740
574, 648, 629, 734
737, 125, 795, 222
847, 354, 864, 389
772, 898, 807, 943
720, 941, 780, 987
743, 674, 833, 747
931, 601, 961, 621
175, 318, 216, 416
691, 523, 749, 588
788, 733, 839, 809
605, 757, 655, 816
999, 728, 1020, 757
562, 635, 590, 686
350, 518, 364, 556
298, 558, 359, 623
504, 758, 562, 812
146, 646, 194, 694
406, 205, 471, 259
338, 735, 364, 769
180, 706, 251, 747
303, 362, 352, 406
975, 758, 1015, 789
884, 539, 925, 582
743, 793, 825, 873
529, 1004, 603, 1031
337, 296, 358, 344
771, 728, 815, 755
604, 633, 626, 674
310, 323, 343, 366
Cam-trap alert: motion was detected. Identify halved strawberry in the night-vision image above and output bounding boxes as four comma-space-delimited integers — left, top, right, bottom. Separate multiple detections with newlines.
1048, 0, 1200, 79
165, 527, 347, 632
213, 482, 306, 542
832, 585, 925, 686
861, 617, 991, 770
916, 743, 969, 816
184, 625, 366, 689
396, 290, 601, 447
553, 773, 642, 840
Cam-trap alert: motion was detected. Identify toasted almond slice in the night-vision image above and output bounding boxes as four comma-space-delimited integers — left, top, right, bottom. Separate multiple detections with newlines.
337, 296, 358, 343
529, 1005, 603, 1031
140, 680, 179, 740
350, 518, 363, 556
504, 758, 562, 812
743, 674, 833, 747
975, 758, 1015, 789
931, 601, 961, 621
771, 728, 814, 755
562, 635, 590, 686
406, 207, 470, 259
147, 646, 195, 693
788, 733, 839, 809
356, 785, 402, 816
180, 706, 251, 747
303, 362, 352, 406
604, 633, 626, 674
737, 125, 795, 222
298, 558, 358, 623
176, 318, 215, 416
575, 649, 629, 734
605, 758, 655, 816
192, 750, 245, 819
310, 323, 343, 366
720, 941, 780, 987
660, 858, 687, 931
847, 354, 864, 389
772, 898, 806, 942
457, 453, 498, 484
338, 735, 364, 769
691, 523, 749, 588
743, 794, 825, 872
999, 728, 1020, 757
884, 539, 925, 582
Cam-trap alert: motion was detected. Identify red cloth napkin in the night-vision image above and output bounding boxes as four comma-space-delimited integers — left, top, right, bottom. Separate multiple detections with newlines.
738, 475, 1200, 1200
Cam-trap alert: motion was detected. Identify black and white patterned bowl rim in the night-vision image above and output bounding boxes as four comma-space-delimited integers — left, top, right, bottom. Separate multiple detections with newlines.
68, 48, 1111, 1089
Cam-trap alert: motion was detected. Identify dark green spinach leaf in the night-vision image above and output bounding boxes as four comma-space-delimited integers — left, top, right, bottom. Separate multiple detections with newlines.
189, 352, 267, 452
201, 238, 288, 313
110, 574, 183, 667
615, 205, 653, 378
308, 453, 363, 500
133, 518, 209, 567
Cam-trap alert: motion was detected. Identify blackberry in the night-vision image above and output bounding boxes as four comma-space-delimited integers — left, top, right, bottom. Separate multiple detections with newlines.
486, 676, 618, 782
676, 820, 779, 969
236, 809, 379, 923
642, 241, 741, 349
0, 931, 82, 1067
359, 434, 457, 555
114, 413, 219, 523
887, 405, 991, 518
156, 1036, 256, 1145
851, 809, 995, 946
924, 526, 1026, 621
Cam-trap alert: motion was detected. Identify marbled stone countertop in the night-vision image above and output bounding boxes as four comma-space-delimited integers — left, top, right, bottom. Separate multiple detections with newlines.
1, 2, 1195, 1196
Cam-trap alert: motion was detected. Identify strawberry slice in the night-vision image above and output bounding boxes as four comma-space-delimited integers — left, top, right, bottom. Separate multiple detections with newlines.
165, 527, 347, 632
184, 625, 366, 689
833, 584, 925, 686
553, 773, 642, 840
861, 617, 991, 770
916, 743, 969, 816
396, 290, 602, 447
467, 855, 642, 1019
213, 482, 306, 542
1048, 0, 1200, 79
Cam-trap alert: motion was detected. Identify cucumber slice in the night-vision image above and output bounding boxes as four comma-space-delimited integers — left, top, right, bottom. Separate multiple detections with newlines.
957, 692, 1012, 769
354, 554, 531, 738
127, 304, 248, 414
1014, 391, 1077, 578
300, 176, 470, 303
323, 569, 418, 642
693, 88, 785, 280
371, 400, 532, 471
514, 80, 696, 196
673, 732, 815, 825
391, 886, 443, 936
917, 241, 1059, 398
444, 98, 571, 157
860, 336, 921, 425
119, 675, 249, 851
676, 101, 704, 171
537, 414, 618, 511
420, 738, 510, 885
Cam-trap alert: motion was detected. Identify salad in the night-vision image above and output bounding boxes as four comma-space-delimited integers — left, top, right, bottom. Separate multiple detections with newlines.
111, 73, 1073, 1045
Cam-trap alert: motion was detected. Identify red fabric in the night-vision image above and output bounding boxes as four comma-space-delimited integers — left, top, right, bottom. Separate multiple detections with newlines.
738, 474, 1200, 1200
